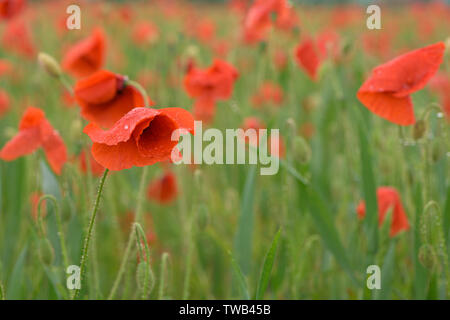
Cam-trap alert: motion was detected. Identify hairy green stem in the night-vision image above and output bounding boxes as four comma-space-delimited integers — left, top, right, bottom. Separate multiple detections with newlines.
72, 168, 109, 299
108, 166, 149, 299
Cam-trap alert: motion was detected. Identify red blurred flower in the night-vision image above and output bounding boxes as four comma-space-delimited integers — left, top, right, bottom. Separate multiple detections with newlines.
240, 116, 265, 145
251, 81, 283, 108
78, 148, 105, 177
429, 73, 450, 120
62, 28, 106, 78
184, 59, 238, 123
0, 90, 10, 117
273, 49, 288, 70
356, 187, 410, 237
132, 22, 159, 46
357, 42, 445, 126
0, 59, 12, 77
0, 0, 26, 20
295, 36, 320, 81
147, 171, 178, 204
2, 19, 35, 58
0, 107, 67, 174
74, 70, 152, 128
243, 0, 297, 44
83, 107, 194, 171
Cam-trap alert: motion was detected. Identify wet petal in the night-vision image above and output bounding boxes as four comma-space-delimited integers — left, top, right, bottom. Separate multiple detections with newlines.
83, 107, 159, 145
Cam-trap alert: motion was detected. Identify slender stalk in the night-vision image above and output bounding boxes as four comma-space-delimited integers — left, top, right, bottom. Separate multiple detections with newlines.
108, 166, 149, 299
72, 169, 109, 299
38, 195, 69, 270
158, 252, 170, 300
126, 79, 151, 107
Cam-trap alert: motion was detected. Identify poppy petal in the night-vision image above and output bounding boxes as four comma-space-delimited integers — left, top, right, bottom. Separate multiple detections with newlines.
160, 107, 195, 134
91, 139, 161, 171
83, 107, 159, 145
360, 42, 445, 97
74, 70, 118, 104
0, 127, 41, 160
357, 91, 415, 126
80, 86, 146, 129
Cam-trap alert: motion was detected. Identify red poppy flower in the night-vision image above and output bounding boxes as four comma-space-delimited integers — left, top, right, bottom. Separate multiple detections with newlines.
240, 117, 265, 146
184, 59, 238, 123
251, 82, 283, 108
62, 28, 106, 78
357, 187, 410, 237
357, 42, 445, 126
2, 19, 35, 58
429, 73, 450, 120
78, 148, 105, 177
316, 30, 340, 61
295, 36, 320, 81
0, 90, 10, 118
132, 22, 159, 46
243, 0, 295, 44
147, 171, 178, 204
84, 107, 194, 171
243, 0, 276, 44
0, 107, 67, 174
0, 59, 12, 77
0, 0, 26, 20
74, 70, 152, 128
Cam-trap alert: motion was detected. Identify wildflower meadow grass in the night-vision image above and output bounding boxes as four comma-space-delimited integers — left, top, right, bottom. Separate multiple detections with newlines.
0, 0, 449, 301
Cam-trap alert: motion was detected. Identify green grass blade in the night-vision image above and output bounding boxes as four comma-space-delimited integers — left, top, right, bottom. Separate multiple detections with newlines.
255, 229, 281, 300
233, 165, 257, 275
357, 122, 379, 256
227, 250, 250, 300
298, 183, 357, 285
375, 240, 397, 300
6, 246, 28, 299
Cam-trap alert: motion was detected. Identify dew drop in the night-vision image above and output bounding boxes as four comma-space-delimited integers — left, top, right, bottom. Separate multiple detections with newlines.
124, 125, 129, 130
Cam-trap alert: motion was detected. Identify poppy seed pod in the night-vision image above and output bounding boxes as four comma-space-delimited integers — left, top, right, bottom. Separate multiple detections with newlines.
38, 53, 62, 78
412, 119, 427, 140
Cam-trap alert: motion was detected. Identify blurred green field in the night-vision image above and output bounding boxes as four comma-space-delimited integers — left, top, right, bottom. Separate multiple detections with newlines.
0, 0, 449, 300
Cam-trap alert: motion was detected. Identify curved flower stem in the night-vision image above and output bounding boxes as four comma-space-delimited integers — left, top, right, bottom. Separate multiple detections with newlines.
126, 79, 151, 107
72, 168, 109, 299
58, 75, 74, 96
108, 166, 149, 300
37, 195, 69, 270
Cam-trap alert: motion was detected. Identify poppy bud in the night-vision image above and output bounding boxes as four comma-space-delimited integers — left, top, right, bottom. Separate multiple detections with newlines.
38, 238, 54, 266
418, 244, 437, 270
38, 53, 62, 78
413, 119, 427, 140
136, 261, 155, 297
431, 141, 445, 163
293, 136, 311, 164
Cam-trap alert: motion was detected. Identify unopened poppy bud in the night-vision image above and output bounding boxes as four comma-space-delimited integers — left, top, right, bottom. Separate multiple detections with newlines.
418, 244, 436, 270
413, 119, 426, 140
136, 261, 155, 297
445, 37, 450, 54
197, 204, 209, 230
293, 136, 311, 164
431, 141, 445, 163
38, 238, 54, 266
38, 53, 62, 78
